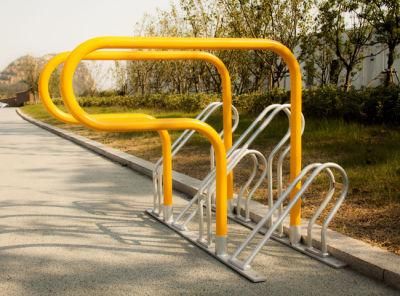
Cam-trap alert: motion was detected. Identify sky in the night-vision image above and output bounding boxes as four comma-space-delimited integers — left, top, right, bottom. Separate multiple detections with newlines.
0, 0, 172, 70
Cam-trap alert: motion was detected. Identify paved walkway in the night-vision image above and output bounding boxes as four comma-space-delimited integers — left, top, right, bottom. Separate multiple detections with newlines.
0, 108, 397, 295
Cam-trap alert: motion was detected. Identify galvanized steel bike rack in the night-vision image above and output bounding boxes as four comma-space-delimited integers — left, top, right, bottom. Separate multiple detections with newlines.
233, 106, 305, 226
153, 103, 348, 281
229, 162, 348, 280
170, 104, 291, 231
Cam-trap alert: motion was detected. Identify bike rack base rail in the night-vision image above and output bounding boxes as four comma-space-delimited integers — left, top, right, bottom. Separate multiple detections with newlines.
146, 196, 346, 283
228, 213, 346, 269
145, 209, 267, 282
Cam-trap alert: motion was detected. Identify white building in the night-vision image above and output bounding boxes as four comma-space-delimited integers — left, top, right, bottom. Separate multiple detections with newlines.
282, 43, 400, 89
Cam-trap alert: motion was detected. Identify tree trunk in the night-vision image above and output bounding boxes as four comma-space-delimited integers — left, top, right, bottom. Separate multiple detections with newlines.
385, 43, 396, 86
343, 66, 352, 92
329, 60, 340, 86
33, 92, 38, 104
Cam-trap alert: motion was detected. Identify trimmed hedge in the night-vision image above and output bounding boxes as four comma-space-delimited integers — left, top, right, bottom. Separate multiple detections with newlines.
305, 86, 400, 125
52, 86, 400, 125
53, 93, 218, 113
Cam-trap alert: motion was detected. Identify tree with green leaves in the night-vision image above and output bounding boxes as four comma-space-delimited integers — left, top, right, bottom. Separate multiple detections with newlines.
221, 0, 314, 91
318, 0, 374, 91
21, 56, 39, 102
113, 61, 128, 96
360, 0, 400, 85
301, 31, 338, 86
48, 66, 60, 98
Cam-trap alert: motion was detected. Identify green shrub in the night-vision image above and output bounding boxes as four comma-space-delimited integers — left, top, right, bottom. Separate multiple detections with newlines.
52, 93, 220, 112
50, 86, 400, 125
234, 89, 289, 114
363, 86, 400, 125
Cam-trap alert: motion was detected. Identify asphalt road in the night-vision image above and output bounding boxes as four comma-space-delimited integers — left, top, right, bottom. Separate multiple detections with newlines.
0, 108, 397, 295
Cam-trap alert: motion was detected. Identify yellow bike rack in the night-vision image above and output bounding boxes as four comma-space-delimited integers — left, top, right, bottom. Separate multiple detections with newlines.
59, 37, 302, 244
39, 50, 235, 223
36, 36, 304, 281
36, 35, 352, 282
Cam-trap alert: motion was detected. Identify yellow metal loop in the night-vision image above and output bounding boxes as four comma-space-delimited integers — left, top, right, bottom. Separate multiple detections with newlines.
59, 36, 302, 238
39, 50, 235, 203
38, 52, 173, 206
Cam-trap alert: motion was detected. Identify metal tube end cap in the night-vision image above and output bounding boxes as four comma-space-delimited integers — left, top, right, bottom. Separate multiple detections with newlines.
215, 235, 228, 258
163, 205, 173, 224
289, 225, 302, 245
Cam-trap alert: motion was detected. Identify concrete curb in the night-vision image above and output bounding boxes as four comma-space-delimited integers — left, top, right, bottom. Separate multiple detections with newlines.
17, 108, 400, 290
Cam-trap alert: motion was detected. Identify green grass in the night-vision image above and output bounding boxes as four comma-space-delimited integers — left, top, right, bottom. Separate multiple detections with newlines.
21, 103, 400, 254
22, 103, 400, 203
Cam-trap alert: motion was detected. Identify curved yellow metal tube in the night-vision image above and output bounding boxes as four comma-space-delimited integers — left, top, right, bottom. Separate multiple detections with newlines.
39, 53, 173, 210
39, 50, 234, 200
60, 37, 302, 240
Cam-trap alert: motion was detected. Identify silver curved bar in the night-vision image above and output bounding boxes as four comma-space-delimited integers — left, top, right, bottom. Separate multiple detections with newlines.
269, 112, 305, 205
275, 113, 305, 234
201, 104, 293, 199
225, 104, 292, 177
276, 146, 290, 235
208, 105, 240, 209
195, 149, 268, 247
152, 170, 161, 214
153, 102, 239, 215
173, 148, 260, 231
227, 105, 295, 227
186, 102, 282, 202
172, 104, 301, 237
239, 150, 268, 222
210, 105, 240, 169
306, 168, 335, 253
181, 148, 268, 238
236, 153, 258, 221
265, 107, 291, 226
229, 162, 348, 271
161, 102, 238, 172
172, 104, 294, 229
152, 102, 222, 214
234, 150, 268, 222
277, 146, 290, 199
231, 106, 305, 228
229, 162, 321, 269
267, 108, 291, 195
228, 104, 283, 153
321, 166, 348, 254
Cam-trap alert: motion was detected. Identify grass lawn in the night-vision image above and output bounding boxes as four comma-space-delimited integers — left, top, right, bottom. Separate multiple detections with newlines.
21, 103, 400, 255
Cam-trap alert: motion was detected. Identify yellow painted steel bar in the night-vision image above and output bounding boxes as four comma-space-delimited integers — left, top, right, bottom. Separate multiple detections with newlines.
39, 50, 234, 200
60, 36, 302, 241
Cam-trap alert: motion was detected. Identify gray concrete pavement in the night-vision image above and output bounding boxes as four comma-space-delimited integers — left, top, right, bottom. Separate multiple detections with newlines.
0, 108, 398, 295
